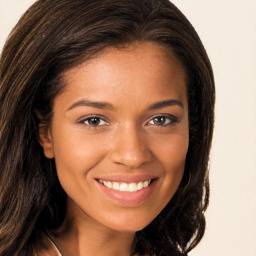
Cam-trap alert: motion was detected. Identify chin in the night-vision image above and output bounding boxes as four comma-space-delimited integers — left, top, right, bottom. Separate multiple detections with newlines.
102, 212, 156, 233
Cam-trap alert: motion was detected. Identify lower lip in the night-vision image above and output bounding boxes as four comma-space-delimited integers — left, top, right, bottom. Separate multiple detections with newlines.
96, 180, 158, 205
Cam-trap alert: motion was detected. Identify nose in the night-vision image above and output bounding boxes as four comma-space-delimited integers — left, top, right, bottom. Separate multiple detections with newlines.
109, 124, 152, 168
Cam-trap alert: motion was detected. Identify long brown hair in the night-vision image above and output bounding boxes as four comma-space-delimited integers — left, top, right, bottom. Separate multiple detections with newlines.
0, 0, 215, 255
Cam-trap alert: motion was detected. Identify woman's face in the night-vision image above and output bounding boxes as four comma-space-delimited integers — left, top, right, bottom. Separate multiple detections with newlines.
40, 42, 189, 232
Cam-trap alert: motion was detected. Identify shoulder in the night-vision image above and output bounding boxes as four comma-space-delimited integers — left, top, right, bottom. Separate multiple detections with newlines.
33, 232, 61, 256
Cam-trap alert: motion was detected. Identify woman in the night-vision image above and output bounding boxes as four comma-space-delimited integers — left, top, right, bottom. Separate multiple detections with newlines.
0, 0, 215, 255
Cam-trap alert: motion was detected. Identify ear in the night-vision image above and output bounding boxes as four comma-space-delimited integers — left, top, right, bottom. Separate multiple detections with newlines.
38, 124, 55, 159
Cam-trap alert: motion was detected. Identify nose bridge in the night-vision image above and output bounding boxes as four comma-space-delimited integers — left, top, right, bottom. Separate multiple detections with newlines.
109, 123, 151, 168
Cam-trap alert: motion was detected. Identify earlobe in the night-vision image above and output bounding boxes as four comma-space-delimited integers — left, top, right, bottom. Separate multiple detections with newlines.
38, 125, 55, 159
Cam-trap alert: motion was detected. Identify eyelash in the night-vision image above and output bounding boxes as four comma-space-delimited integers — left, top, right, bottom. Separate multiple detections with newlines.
78, 114, 178, 128
146, 114, 178, 127
78, 115, 109, 128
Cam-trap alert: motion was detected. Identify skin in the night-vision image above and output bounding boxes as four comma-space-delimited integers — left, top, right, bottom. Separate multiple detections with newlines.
39, 42, 189, 256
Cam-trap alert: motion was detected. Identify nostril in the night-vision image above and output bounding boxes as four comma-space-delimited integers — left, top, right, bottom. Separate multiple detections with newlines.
108, 128, 152, 167
110, 154, 150, 168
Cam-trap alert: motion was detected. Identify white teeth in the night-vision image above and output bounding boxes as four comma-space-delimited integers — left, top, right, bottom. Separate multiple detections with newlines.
112, 182, 119, 190
119, 183, 128, 191
106, 181, 112, 189
137, 182, 144, 190
128, 183, 137, 192
144, 181, 149, 188
99, 179, 152, 192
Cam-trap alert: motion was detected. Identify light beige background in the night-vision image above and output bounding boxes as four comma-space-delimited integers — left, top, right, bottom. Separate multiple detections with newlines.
1, 1, 256, 255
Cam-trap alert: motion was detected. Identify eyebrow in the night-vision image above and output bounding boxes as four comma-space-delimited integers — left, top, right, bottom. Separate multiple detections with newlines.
148, 99, 184, 110
67, 100, 115, 111
67, 99, 184, 112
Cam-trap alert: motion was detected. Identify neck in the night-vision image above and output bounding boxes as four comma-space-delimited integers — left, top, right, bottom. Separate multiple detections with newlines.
50, 202, 135, 256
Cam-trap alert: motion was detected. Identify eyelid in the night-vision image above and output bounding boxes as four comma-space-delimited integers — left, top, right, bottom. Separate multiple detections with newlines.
146, 113, 178, 126
77, 115, 110, 126
76, 113, 178, 127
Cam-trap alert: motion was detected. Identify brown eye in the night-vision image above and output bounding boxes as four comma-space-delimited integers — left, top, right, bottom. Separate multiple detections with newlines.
83, 117, 108, 126
152, 116, 167, 125
87, 118, 101, 125
148, 115, 177, 126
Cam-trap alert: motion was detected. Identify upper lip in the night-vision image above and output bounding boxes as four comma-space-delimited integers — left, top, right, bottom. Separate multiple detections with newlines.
95, 174, 158, 183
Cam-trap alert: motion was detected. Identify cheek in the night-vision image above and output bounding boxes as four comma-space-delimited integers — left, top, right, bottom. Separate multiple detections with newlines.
52, 130, 108, 180
52, 133, 110, 213
152, 131, 189, 170
152, 131, 189, 199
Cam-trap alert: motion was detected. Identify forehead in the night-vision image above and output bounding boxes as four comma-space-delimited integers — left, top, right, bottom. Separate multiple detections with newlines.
56, 42, 187, 110
64, 42, 185, 82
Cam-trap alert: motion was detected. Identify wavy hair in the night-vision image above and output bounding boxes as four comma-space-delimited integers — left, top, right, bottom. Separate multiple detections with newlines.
0, 0, 215, 255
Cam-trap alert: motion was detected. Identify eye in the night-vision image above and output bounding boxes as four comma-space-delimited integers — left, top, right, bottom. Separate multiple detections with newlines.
148, 115, 177, 126
81, 116, 109, 126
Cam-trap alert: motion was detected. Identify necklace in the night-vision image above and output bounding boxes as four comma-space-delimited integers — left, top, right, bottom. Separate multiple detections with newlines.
44, 232, 63, 256
44, 232, 141, 256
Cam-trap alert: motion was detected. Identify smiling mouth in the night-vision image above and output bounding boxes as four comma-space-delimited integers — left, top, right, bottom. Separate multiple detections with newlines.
98, 179, 152, 192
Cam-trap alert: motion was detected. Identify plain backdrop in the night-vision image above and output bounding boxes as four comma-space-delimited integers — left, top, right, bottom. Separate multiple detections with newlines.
0, 1, 256, 256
